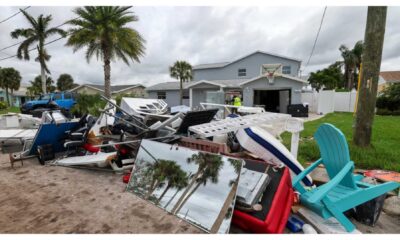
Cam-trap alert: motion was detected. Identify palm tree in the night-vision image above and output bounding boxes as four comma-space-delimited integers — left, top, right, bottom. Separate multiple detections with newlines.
56, 74, 76, 91
11, 9, 67, 94
169, 61, 193, 105
339, 40, 363, 90
66, 6, 145, 98
27, 75, 56, 96
0, 67, 22, 106
171, 152, 223, 215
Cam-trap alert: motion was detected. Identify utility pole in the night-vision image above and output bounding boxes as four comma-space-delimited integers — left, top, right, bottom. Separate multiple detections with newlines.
353, 6, 387, 147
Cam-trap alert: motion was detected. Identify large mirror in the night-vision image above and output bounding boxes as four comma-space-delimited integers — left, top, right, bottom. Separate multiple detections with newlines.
126, 139, 242, 233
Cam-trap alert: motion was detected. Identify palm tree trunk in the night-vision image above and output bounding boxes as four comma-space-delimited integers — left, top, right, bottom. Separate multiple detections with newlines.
346, 68, 352, 90
10, 89, 14, 107
145, 179, 159, 200
164, 188, 180, 209
348, 68, 354, 90
40, 65, 47, 94
103, 48, 111, 98
210, 181, 238, 233
156, 184, 171, 205
173, 181, 202, 215
179, 78, 183, 105
171, 171, 201, 214
5, 88, 10, 106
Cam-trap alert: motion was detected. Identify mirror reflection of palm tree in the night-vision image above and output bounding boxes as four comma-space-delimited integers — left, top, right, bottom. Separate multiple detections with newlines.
210, 158, 242, 233
155, 165, 188, 205
144, 159, 188, 202
171, 152, 224, 215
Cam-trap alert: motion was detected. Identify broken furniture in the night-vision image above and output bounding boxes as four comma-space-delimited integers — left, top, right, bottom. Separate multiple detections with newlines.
120, 97, 168, 119
292, 123, 400, 232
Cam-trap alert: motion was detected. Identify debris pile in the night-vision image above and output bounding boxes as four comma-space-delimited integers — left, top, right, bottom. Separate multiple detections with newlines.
2, 97, 399, 234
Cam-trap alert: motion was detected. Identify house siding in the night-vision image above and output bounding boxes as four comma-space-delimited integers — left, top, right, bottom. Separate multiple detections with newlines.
241, 76, 304, 107
148, 90, 189, 107
191, 87, 222, 108
193, 52, 300, 81
116, 87, 146, 97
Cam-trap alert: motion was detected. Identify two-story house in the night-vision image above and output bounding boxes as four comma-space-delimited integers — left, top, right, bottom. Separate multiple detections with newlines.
146, 50, 307, 113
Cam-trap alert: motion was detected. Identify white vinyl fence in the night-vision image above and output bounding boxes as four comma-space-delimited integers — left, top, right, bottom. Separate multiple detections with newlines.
301, 90, 357, 114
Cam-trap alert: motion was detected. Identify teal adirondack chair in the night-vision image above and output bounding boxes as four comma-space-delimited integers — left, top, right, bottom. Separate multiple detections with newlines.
293, 123, 400, 232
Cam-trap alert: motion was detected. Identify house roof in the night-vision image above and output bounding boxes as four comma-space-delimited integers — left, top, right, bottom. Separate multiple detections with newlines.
70, 84, 145, 94
380, 71, 400, 83
146, 81, 187, 91
147, 79, 243, 91
147, 75, 305, 91
192, 50, 302, 70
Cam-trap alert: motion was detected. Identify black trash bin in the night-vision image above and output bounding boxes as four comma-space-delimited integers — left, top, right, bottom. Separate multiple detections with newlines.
287, 104, 309, 117
353, 193, 387, 226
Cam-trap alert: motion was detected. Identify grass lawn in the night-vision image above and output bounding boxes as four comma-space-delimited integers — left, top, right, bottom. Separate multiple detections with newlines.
281, 112, 400, 172
0, 106, 21, 115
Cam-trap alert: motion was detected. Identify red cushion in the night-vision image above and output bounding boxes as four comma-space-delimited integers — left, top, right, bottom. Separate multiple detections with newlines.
83, 143, 100, 153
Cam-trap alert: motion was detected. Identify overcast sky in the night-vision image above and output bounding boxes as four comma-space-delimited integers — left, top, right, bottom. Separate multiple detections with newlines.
0, 6, 399, 87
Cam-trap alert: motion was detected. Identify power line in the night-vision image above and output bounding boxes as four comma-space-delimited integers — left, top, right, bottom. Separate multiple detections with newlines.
0, 16, 81, 59
0, 16, 80, 53
304, 6, 327, 72
0, 34, 70, 61
0, 7, 130, 62
0, 6, 31, 24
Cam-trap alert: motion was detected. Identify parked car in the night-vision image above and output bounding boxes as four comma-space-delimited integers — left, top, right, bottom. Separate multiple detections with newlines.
20, 92, 77, 116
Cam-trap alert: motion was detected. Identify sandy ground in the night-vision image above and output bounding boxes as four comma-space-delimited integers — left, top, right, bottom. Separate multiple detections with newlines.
1, 152, 398, 234
0, 153, 202, 234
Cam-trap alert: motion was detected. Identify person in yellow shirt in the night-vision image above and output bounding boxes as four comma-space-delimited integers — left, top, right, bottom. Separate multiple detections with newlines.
232, 95, 241, 114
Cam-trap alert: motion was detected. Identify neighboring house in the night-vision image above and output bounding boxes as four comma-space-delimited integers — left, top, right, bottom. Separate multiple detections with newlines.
69, 84, 146, 97
378, 71, 400, 92
0, 85, 31, 107
147, 50, 306, 113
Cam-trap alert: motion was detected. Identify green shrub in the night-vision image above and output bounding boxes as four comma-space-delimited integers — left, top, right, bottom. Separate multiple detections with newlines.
376, 108, 400, 116
71, 93, 106, 117
0, 101, 8, 110
376, 83, 400, 114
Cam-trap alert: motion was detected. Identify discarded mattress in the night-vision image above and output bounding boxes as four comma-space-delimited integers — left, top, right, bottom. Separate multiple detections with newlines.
236, 126, 313, 186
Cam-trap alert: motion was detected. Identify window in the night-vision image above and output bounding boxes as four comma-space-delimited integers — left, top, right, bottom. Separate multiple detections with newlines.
238, 68, 246, 77
53, 93, 62, 100
157, 91, 166, 99
64, 93, 72, 99
183, 92, 189, 99
282, 66, 291, 74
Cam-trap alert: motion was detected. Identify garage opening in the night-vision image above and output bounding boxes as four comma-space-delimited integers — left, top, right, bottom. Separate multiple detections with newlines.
253, 89, 291, 113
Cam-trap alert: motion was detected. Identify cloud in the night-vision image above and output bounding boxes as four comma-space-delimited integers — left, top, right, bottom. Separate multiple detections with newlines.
0, 6, 399, 88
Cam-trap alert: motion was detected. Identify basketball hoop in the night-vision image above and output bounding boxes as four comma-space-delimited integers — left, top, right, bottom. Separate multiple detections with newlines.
267, 71, 275, 84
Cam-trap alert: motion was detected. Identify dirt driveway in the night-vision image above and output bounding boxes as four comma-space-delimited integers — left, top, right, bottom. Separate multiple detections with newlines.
0, 153, 202, 233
